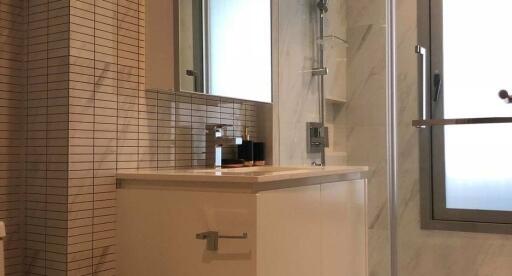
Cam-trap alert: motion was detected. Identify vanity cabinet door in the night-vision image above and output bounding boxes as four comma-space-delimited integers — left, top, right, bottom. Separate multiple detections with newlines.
257, 180, 367, 276
257, 185, 323, 276
117, 187, 257, 276
321, 180, 367, 276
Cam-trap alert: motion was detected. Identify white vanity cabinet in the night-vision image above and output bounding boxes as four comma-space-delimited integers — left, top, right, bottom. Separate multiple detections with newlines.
257, 180, 367, 276
116, 167, 367, 276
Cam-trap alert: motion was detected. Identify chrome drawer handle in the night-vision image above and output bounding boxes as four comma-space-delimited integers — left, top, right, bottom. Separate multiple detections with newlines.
196, 231, 248, 251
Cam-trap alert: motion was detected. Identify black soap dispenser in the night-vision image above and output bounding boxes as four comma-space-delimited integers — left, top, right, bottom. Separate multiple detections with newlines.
238, 127, 254, 166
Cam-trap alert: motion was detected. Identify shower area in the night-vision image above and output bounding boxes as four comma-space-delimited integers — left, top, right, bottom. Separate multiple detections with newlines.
275, 0, 512, 275
274, 0, 394, 274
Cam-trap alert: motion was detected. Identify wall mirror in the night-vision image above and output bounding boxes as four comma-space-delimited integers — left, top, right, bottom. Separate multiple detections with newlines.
176, 0, 272, 103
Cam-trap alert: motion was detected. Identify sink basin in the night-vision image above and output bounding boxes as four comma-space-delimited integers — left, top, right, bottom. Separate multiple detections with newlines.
191, 166, 311, 174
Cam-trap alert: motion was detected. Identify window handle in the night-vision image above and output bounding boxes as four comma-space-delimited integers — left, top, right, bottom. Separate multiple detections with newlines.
499, 89, 512, 103
415, 45, 428, 128
433, 72, 442, 102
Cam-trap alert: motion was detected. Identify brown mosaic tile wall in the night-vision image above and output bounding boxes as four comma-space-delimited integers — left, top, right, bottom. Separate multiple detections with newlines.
66, 0, 144, 274
0, 1, 26, 275
25, 0, 70, 275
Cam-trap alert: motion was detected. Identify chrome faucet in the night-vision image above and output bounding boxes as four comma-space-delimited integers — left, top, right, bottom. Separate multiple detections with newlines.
205, 124, 242, 168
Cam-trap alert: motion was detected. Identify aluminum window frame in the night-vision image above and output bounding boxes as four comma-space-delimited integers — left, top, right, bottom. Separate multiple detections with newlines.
418, 0, 512, 234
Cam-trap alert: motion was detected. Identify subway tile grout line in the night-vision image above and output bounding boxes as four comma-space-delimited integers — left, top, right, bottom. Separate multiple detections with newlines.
137, 0, 140, 173
23, 1, 29, 274
66, 0, 71, 270
92, 0, 96, 273
44, 1, 48, 273
116, 0, 119, 189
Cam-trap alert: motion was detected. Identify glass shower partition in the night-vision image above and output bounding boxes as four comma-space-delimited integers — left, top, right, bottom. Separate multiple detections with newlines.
276, 0, 395, 275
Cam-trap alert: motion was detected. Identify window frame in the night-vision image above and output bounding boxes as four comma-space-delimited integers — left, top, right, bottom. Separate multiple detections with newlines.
418, 0, 512, 234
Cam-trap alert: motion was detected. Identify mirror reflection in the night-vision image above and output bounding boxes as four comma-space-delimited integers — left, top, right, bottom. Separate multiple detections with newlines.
179, 0, 204, 93
178, 0, 272, 102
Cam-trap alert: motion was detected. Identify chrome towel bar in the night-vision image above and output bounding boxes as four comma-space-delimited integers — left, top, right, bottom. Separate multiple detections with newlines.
413, 117, 512, 128
196, 231, 248, 251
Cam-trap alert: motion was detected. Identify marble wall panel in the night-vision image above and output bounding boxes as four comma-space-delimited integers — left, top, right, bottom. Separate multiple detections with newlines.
345, 1, 389, 275
276, 0, 321, 165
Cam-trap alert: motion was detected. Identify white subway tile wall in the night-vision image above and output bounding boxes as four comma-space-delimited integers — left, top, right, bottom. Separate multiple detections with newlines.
2, 0, 260, 275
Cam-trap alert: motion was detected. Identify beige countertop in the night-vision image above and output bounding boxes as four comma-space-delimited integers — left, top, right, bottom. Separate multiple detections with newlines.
116, 166, 368, 192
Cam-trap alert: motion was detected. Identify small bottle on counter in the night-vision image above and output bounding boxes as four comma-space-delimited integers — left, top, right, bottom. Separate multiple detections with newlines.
253, 142, 266, 166
238, 127, 254, 166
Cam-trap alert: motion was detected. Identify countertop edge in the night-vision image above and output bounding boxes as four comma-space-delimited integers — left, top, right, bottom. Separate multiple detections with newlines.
115, 166, 369, 184
115, 167, 369, 192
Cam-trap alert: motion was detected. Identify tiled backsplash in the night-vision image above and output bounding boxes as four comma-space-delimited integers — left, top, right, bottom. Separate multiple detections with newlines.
140, 89, 258, 169
1, 0, 263, 275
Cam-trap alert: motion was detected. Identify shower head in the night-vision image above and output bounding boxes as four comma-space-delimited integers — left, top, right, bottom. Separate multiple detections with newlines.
317, 0, 328, 14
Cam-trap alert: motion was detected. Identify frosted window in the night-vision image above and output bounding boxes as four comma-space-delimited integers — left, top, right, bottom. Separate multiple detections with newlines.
444, 0, 512, 211
208, 0, 271, 102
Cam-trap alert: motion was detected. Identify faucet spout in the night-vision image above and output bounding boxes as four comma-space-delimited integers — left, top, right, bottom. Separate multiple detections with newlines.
205, 124, 242, 168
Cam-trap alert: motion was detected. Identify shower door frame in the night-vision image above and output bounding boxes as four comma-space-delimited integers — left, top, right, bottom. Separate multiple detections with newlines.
417, 0, 512, 234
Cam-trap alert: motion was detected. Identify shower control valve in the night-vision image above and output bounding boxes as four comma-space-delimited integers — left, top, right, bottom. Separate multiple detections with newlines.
312, 67, 329, 76
307, 122, 329, 153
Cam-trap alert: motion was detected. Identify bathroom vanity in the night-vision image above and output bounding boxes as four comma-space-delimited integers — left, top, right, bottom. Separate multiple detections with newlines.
116, 166, 368, 276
